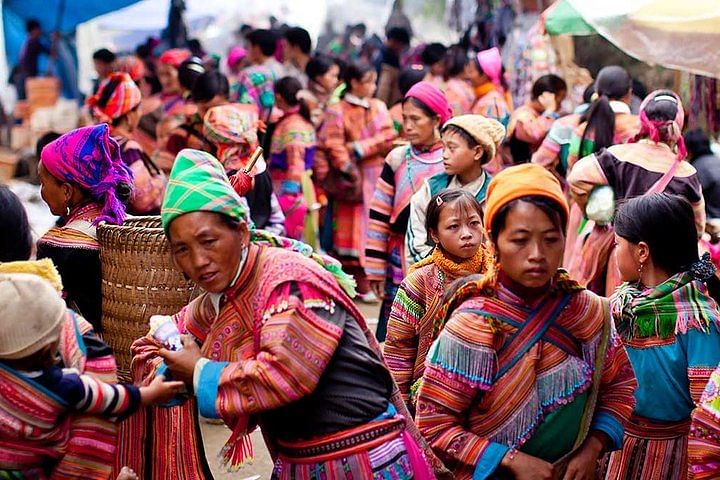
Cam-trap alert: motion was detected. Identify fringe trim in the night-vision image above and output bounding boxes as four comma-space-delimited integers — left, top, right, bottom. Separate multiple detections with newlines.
491, 355, 592, 448
582, 332, 602, 370
426, 331, 495, 390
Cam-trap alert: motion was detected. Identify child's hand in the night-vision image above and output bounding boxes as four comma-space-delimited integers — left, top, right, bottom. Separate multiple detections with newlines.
538, 91, 558, 113
140, 375, 185, 405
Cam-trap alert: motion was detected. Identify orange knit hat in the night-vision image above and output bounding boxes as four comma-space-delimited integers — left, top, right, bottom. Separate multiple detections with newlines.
484, 163, 569, 232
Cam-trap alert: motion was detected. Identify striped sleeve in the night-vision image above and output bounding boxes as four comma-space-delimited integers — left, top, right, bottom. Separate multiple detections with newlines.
62, 371, 141, 419
384, 271, 427, 402
365, 161, 396, 281
405, 182, 433, 267
415, 310, 501, 474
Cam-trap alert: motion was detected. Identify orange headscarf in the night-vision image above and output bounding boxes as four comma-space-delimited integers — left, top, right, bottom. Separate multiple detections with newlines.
484, 163, 569, 233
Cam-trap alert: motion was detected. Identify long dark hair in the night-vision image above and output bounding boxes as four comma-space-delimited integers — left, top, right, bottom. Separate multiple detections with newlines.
274, 76, 311, 123
342, 61, 374, 97
615, 193, 720, 300
0, 185, 32, 261
579, 66, 631, 156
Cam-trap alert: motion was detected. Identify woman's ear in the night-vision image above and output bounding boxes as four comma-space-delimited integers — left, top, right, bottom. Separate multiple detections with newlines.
429, 228, 440, 245
637, 241, 651, 265
238, 220, 251, 246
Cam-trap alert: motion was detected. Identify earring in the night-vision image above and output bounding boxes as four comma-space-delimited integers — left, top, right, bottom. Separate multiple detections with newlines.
65, 205, 71, 217
637, 262, 645, 285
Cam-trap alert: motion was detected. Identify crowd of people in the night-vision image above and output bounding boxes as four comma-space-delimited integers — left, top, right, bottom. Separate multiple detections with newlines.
2, 17, 720, 480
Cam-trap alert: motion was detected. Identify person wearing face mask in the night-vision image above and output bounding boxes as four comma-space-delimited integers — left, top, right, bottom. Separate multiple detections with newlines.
365, 81, 450, 341
415, 163, 637, 480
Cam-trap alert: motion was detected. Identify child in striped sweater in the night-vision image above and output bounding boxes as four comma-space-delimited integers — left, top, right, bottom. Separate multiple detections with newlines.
0, 273, 183, 479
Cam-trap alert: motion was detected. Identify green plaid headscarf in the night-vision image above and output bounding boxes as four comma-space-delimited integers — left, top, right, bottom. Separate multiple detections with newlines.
161, 149, 248, 232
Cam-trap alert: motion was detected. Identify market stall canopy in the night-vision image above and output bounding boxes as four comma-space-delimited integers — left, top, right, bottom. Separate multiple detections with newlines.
544, 0, 720, 78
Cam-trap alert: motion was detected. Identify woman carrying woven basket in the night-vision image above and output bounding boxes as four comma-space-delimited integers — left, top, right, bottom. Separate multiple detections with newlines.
37, 124, 134, 332
129, 148, 443, 479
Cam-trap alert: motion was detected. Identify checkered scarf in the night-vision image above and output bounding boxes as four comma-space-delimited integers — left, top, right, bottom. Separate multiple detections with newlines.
86, 73, 142, 123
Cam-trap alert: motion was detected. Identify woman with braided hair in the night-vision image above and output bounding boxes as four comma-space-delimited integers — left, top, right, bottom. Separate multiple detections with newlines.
415, 163, 637, 480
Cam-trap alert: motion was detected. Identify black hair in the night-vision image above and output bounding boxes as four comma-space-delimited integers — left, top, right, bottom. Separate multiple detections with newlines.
684, 128, 714, 160
398, 64, 427, 97
26, 19, 41, 33
306, 54, 336, 81
582, 83, 595, 104
642, 89, 680, 123
115, 182, 133, 206
36, 131, 61, 159
615, 193, 720, 300
426, 189, 483, 238
0, 185, 32, 262
285, 27, 312, 55
578, 66, 631, 156
135, 43, 151, 60
275, 76, 311, 122
444, 46, 468, 79
190, 70, 229, 103
342, 61, 374, 96
441, 123, 480, 149
386, 27, 410, 46
188, 38, 204, 56
93, 48, 116, 64
421, 43, 447, 67
632, 79, 648, 100
531, 74, 567, 100
178, 57, 206, 91
247, 29, 277, 57
489, 196, 567, 244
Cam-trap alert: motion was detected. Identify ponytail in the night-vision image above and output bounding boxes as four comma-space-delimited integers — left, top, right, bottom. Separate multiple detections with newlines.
579, 94, 616, 155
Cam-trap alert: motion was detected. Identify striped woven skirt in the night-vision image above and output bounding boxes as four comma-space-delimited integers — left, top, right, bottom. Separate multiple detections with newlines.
688, 405, 720, 480
602, 415, 690, 480
271, 416, 435, 480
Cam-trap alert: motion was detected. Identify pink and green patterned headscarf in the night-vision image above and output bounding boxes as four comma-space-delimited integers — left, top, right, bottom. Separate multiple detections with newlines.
41, 124, 133, 225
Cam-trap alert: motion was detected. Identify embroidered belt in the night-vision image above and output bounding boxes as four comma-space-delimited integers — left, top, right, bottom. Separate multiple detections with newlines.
624, 414, 690, 440
276, 416, 405, 463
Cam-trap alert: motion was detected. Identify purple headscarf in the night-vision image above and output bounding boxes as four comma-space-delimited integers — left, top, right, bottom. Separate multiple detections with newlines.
41, 124, 134, 225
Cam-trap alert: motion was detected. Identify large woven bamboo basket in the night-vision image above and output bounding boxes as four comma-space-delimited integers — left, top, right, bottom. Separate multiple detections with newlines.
98, 216, 195, 381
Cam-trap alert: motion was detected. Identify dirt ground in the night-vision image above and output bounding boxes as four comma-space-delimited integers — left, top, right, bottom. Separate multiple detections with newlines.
201, 301, 381, 479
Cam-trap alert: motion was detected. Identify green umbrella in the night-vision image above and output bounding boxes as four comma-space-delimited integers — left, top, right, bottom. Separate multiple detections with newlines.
544, 0, 596, 36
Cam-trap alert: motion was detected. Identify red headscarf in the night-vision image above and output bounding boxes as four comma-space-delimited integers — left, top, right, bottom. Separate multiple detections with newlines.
158, 48, 191, 69
86, 72, 142, 123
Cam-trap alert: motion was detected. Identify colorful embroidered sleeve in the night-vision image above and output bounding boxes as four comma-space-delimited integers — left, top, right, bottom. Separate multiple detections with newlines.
365, 161, 397, 281
406, 181, 433, 266
353, 101, 396, 160
415, 310, 503, 476
61, 370, 141, 419
689, 364, 720, 479
318, 104, 352, 172
681, 328, 720, 403
195, 287, 344, 419
512, 109, 555, 147
531, 115, 578, 173
384, 271, 427, 403
567, 153, 608, 212
590, 328, 638, 450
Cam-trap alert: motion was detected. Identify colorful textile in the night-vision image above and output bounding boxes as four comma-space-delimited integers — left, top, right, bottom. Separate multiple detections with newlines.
531, 112, 582, 177
506, 103, 555, 163
443, 114, 506, 162
444, 78, 475, 116
317, 97, 396, 264
203, 104, 263, 174
689, 364, 720, 479
484, 163, 569, 232
477, 48, 504, 94
269, 110, 317, 188
37, 203, 104, 330
227, 46, 247, 70
405, 81, 452, 124
415, 273, 637, 479
605, 273, 720, 479
385, 246, 491, 407
116, 55, 145, 82
161, 149, 249, 232
158, 48, 191, 68
567, 141, 706, 295
470, 84, 511, 126
566, 104, 639, 169
129, 244, 441, 476
234, 65, 276, 119
41, 124, 133, 226
86, 72, 142, 123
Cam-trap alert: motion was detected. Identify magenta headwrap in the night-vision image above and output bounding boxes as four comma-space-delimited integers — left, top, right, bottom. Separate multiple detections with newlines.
405, 81, 452, 124
40, 124, 134, 225
477, 47, 504, 92
633, 90, 687, 160
227, 46, 247, 70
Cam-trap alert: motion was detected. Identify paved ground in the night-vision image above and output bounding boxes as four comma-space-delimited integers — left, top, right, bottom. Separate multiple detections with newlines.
201, 301, 381, 479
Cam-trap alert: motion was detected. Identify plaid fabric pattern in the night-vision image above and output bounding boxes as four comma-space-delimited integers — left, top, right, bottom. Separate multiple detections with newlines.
87, 73, 141, 122
203, 104, 262, 173
235, 65, 276, 119
612, 271, 720, 339
160, 148, 249, 232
